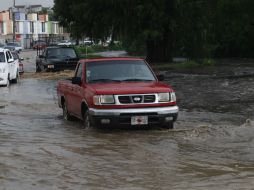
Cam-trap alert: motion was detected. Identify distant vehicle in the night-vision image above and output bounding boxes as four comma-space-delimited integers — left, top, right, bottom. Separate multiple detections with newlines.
57, 40, 72, 46
33, 41, 47, 50
4, 45, 16, 52
11, 51, 24, 74
6, 42, 22, 53
57, 58, 179, 129
0, 48, 19, 87
36, 46, 80, 72
83, 40, 94, 46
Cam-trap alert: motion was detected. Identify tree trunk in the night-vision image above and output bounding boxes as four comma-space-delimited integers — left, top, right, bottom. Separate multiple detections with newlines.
146, 31, 173, 63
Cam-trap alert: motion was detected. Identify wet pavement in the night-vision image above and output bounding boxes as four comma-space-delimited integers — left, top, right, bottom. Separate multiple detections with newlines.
0, 50, 254, 189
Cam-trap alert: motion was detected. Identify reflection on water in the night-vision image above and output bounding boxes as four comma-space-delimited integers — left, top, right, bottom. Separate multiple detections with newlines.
0, 78, 254, 189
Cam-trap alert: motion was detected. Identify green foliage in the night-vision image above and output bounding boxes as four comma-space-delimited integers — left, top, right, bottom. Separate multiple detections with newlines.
178, 60, 200, 69
54, 0, 254, 62
201, 58, 216, 67
79, 54, 104, 59
74, 44, 124, 56
152, 58, 216, 71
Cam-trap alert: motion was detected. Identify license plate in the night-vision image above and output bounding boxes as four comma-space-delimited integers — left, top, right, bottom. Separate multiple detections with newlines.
131, 116, 148, 125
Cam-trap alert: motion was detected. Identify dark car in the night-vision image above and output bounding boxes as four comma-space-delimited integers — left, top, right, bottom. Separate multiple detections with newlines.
4, 45, 16, 52
36, 46, 79, 72
33, 41, 47, 50
6, 42, 22, 53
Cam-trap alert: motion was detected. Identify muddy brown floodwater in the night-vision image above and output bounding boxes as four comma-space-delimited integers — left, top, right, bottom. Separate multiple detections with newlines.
0, 51, 254, 189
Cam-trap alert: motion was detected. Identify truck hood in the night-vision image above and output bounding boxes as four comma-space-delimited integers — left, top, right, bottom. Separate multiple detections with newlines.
46, 58, 79, 64
89, 82, 173, 95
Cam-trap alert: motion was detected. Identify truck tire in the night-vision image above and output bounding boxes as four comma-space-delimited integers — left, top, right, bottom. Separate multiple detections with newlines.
5, 77, 10, 87
12, 71, 19, 83
62, 101, 72, 121
163, 121, 174, 129
36, 63, 41, 72
82, 110, 91, 128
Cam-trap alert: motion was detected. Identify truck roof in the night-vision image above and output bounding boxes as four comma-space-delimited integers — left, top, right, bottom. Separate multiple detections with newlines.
80, 57, 144, 63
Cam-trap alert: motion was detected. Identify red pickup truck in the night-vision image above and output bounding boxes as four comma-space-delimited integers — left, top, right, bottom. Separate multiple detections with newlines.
57, 57, 179, 129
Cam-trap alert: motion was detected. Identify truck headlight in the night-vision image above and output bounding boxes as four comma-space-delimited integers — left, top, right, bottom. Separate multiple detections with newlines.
170, 92, 176, 102
158, 93, 170, 102
93, 95, 115, 105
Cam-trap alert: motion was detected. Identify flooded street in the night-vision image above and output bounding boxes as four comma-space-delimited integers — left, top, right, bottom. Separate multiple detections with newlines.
0, 51, 254, 189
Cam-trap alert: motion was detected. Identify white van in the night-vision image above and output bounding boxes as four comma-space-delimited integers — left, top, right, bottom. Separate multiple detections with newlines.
0, 48, 19, 87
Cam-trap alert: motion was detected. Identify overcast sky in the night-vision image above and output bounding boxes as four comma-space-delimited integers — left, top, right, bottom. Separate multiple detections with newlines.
0, 0, 54, 11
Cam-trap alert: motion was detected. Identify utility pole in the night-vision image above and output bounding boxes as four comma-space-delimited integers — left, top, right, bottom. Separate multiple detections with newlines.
12, 0, 16, 42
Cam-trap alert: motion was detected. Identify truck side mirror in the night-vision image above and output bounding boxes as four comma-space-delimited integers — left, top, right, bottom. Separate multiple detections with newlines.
72, 77, 82, 85
156, 74, 164, 81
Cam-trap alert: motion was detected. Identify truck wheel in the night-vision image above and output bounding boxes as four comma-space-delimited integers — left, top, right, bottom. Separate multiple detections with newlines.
62, 102, 72, 121
12, 71, 19, 83
36, 64, 41, 72
5, 78, 10, 87
163, 121, 174, 129
82, 110, 90, 128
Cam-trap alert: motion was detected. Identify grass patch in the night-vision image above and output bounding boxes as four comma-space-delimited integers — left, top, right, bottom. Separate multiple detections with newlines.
75, 43, 124, 55
79, 54, 104, 59
151, 59, 216, 71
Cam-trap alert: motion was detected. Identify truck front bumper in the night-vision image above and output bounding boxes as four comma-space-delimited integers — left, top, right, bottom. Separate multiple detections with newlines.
89, 106, 179, 127
0, 73, 8, 86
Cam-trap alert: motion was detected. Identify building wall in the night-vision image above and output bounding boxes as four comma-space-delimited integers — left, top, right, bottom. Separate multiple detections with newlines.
0, 11, 10, 22
27, 13, 37, 21
46, 21, 52, 34
0, 8, 68, 47
38, 14, 48, 22
15, 12, 26, 21
5, 20, 12, 35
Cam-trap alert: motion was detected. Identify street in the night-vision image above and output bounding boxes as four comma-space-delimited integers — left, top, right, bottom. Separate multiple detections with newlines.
0, 50, 254, 189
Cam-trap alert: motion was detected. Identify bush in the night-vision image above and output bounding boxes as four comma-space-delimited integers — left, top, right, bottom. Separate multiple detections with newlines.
177, 60, 200, 69
79, 54, 104, 59
75, 43, 124, 56
201, 58, 216, 66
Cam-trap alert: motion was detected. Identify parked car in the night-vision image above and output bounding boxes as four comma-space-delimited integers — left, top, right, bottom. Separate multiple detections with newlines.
11, 51, 24, 74
83, 40, 94, 46
4, 45, 16, 52
36, 46, 79, 72
57, 40, 72, 46
0, 48, 19, 87
6, 42, 22, 53
33, 41, 47, 50
57, 58, 179, 129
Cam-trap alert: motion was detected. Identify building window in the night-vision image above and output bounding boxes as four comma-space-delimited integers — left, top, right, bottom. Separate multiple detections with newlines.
15, 22, 19, 33
42, 22, 45, 33
30, 22, 34, 33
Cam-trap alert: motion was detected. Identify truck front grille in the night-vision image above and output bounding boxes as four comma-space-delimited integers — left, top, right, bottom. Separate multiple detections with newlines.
117, 94, 156, 104
118, 96, 131, 104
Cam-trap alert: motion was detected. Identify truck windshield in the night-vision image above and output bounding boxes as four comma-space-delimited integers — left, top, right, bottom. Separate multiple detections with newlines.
0, 52, 5, 62
86, 60, 156, 83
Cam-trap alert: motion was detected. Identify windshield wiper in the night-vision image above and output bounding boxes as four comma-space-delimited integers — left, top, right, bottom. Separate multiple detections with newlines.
122, 79, 154, 82
89, 79, 122, 83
